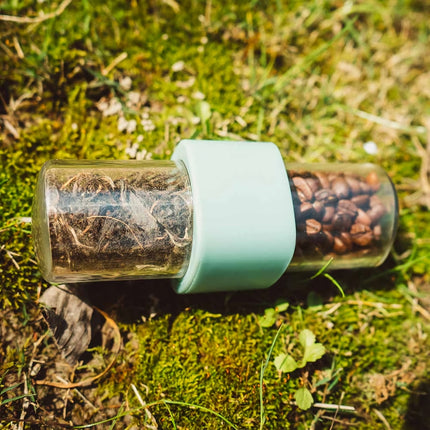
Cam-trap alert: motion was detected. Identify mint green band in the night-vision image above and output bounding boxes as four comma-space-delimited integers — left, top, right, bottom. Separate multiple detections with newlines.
171, 140, 296, 294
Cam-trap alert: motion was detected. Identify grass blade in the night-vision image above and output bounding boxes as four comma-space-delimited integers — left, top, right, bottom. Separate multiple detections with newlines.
260, 324, 285, 430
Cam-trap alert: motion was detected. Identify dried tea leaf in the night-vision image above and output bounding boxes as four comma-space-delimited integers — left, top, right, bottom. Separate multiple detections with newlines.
40, 285, 93, 364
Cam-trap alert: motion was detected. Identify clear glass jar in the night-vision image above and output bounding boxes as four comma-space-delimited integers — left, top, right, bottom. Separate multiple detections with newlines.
32, 160, 193, 283
286, 163, 398, 271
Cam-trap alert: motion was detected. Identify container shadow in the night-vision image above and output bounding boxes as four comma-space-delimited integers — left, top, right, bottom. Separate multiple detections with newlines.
80, 214, 412, 322
81, 253, 401, 326
403, 378, 430, 430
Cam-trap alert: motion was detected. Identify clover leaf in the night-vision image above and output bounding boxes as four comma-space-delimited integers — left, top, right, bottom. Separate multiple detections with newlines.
259, 301, 289, 328
299, 329, 326, 366
274, 328, 326, 410
274, 353, 298, 373
294, 387, 314, 410
259, 308, 278, 328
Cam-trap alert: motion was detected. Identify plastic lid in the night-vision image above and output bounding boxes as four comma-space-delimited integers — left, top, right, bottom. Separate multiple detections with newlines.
171, 139, 296, 293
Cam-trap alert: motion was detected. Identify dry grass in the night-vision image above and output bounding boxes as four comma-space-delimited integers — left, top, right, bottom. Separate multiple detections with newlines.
1, 0, 430, 428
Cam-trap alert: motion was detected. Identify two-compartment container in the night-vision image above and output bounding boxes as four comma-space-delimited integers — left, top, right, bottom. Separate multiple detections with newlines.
32, 140, 398, 293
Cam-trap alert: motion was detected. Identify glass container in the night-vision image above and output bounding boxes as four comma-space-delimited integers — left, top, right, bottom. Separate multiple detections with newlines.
32, 146, 398, 291
286, 163, 398, 271
32, 160, 193, 283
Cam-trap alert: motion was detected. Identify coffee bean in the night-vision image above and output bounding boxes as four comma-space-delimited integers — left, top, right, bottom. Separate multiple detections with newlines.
321, 230, 334, 249
367, 205, 386, 224
356, 208, 372, 226
315, 172, 330, 189
312, 200, 325, 220
351, 223, 373, 246
305, 218, 322, 235
360, 181, 372, 194
332, 212, 353, 231
288, 168, 389, 261
296, 189, 309, 203
368, 196, 386, 223
351, 194, 370, 208
292, 176, 314, 201
373, 224, 382, 241
297, 202, 315, 221
322, 223, 334, 233
352, 231, 373, 248
337, 199, 358, 217
339, 232, 353, 251
322, 205, 335, 223
305, 177, 320, 194
350, 223, 368, 235
333, 234, 351, 254
331, 177, 350, 199
366, 171, 381, 192
314, 189, 337, 205
345, 176, 361, 195
370, 194, 383, 208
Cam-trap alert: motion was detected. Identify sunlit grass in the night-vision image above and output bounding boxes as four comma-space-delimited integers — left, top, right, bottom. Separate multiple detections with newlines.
1, 0, 429, 428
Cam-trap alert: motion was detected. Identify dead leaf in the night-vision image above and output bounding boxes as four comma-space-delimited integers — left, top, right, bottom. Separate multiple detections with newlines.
40, 284, 93, 364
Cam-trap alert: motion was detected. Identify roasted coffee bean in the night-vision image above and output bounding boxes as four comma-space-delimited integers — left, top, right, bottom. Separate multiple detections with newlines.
315, 172, 330, 189
328, 173, 339, 182
369, 194, 383, 208
339, 232, 353, 251
292, 176, 314, 201
322, 223, 334, 233
305, 177, 320, 194
332, 212, 353, 231
314, 189, 337, 205
322, 206, 335, 223
356, 208, 372, 226
360, 181, 372, 194
351, 223, 373, 246
368, 196, 386, 223
373, 224, 382, 240
333, 233, 352, 254
345, 176, 361, 195
321, 230, 334, 249
297, 202, 315, 221
351, 194, 370, 208
337, 200, 358, 217
331, 176, 350, 199
312, 200, 325, 220
305, 218, 322, 235
350, 223, 369, 235
296, 189, 308, 203
288, 169, 389, 260
367, 205, 386, 224
366, 171, 381, 192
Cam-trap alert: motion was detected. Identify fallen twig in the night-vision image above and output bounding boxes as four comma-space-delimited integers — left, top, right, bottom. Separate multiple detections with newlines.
0, 0, 72, 24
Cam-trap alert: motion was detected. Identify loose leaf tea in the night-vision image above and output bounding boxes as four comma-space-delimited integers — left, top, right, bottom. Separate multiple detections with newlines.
43, 161, 193, 282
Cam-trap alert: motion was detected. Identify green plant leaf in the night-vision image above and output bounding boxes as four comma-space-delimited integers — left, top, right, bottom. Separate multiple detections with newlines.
274, 301, 289, 313
195, 101, 212, 123
298, 329, 326, 365
303, 343, 326, 364
299, 329, 316, 349
295, 387, 314, 410
274, 353, 298, 373
258, 308, 277, 328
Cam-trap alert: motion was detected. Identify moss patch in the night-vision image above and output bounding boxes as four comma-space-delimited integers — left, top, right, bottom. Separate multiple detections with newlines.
1, 0, 430, 428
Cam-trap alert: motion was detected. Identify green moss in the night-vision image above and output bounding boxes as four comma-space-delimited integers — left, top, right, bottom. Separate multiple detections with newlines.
1, 0, 430, 428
